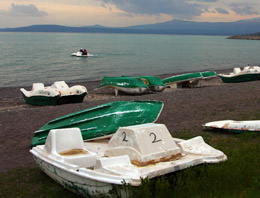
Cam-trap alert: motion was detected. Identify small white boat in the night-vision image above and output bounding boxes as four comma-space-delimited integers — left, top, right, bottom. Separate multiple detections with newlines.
218, 66, 260, 83
30, 123, 227, 197
71, 52, 93, 57
20, 83, 60, 106
20, 81, 87, 105
50, 81, 87, 104
203, 120, 260, 133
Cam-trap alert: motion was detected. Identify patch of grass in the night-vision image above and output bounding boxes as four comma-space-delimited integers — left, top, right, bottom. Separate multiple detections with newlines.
0, 168, 81, 198
1, 132, 259, 198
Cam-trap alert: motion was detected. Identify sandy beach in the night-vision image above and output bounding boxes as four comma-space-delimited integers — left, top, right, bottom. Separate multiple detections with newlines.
1, 68, 260, 172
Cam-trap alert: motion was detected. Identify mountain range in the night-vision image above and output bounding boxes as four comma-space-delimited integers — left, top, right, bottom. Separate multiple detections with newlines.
1, 18, 260, 35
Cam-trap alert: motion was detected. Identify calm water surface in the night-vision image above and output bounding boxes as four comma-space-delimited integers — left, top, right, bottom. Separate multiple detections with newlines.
0, 32, 259, 87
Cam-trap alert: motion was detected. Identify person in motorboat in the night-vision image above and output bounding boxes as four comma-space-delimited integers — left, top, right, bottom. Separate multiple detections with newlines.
79, 48, 83, 53
82, 49, 88, 55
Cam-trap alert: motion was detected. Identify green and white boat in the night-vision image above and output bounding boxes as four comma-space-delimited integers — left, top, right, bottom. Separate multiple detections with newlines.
128, 76, 167, 92
20, 83, 60, 106
201, 71, 217, 78
218, 66, 260, 83
162, 72, 204, 88
98, 76, 149, 96
31, 100, 163, 147
162, 71, 218, 88
20, 81, 87, 106
50, 81, 87, 104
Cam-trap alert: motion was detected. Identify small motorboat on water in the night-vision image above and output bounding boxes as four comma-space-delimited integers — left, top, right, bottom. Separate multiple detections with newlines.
20, 81, 87, 106
31, 100, 163, 147
30, 123, 227, 197
71, 49, 93, 57
218, 66, 260, 83
71, 52, 92, 57
203, 120, 260, 133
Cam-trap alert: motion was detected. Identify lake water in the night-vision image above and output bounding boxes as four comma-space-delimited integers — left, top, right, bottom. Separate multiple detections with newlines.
0, 32, 259, 87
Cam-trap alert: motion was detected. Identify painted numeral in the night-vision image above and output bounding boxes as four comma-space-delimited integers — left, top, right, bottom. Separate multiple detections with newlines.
150, 132, 162, 143
122, 132, 128, 142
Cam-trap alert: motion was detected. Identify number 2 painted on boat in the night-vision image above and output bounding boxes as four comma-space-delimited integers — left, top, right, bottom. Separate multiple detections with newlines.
150, 132, 162, 143
122, 132, 128, 142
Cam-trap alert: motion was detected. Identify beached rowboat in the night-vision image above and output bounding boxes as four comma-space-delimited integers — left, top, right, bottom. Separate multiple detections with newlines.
125, 76, 167, 92
162, 71, 217, 88
30, 124, 227, 197
203, 120, 260, 133
98, 76, 149, 96
31, 100, 163, 147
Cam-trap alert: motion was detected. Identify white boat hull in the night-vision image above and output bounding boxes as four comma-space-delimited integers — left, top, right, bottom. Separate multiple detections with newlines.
203, 120, 260, 132
32, 155, 116, 197
30, 124, 227, 197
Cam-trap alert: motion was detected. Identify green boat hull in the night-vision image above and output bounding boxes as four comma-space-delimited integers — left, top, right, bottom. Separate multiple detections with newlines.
124, 76, 167, 91
99, 77, 149, 88
219, 73, 260, 83
21, 92, 59, 106
31, 100, 163, 147
201, 71, 217, 78
57, 93, 87, 104
162, 72, 203, 84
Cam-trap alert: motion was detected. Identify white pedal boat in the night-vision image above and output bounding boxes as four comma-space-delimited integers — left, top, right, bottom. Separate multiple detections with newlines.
30, 123, 227, 197
20, 81, 87, 106
203, 120, 260, 133
50, 81, 87, 104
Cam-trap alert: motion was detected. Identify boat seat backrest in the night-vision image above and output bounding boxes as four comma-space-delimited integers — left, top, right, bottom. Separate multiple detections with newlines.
233, 68, 241, 74
243, 66, 250, 71
69, 85, 87, 95
32, 83, 45, 91
44, 128, 97, 167
52, 81, 69, 89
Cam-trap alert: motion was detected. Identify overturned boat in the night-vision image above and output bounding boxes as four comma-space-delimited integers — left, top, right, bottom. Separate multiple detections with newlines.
30, 124, 227, 197
124, 76, 167, 92
218, 66, 260, 83
31, 100, 163, 147
98, 76, 149, 96
20, 81, 87, 106
203, 120, 260, 133
162, 71, 217, 88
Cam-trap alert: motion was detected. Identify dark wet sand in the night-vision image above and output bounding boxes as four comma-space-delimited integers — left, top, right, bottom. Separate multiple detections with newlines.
1, 68, 260, 172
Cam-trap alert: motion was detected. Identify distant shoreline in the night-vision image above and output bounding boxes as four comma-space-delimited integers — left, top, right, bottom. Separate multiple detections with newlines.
227, 35, 260, 40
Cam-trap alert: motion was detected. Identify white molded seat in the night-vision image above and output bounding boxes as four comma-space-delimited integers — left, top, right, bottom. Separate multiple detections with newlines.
44, 128, 97, 167
233, 68, 241, 74
32, 83, 45, 91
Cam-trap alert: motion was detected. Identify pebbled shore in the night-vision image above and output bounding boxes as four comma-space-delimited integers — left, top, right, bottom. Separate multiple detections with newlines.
1, 68, 260, 172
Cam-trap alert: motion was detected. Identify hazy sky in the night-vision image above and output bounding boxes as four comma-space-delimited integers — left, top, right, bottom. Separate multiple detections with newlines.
0, 0, 259, 28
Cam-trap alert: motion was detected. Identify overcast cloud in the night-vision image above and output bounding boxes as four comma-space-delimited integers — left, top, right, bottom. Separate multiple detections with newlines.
231, 3, 259, 16
0, 3, 47, 17
100, 0, 203, 19
100, 0, 260, 18
0, 0, 259, 28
